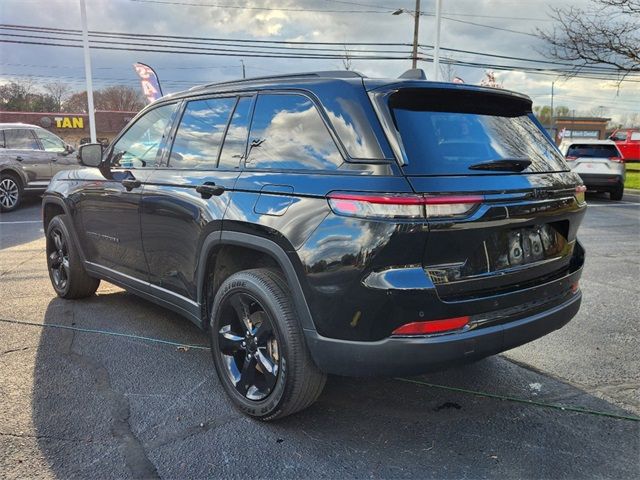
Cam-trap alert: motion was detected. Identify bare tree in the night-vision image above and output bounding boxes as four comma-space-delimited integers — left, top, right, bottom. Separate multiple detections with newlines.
538, 0, 640, 73
43, 81, 71, 112
97, 85, 146, 111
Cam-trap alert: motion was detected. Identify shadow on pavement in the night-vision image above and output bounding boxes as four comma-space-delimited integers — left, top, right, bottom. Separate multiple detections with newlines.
31, 292, 639, 479
0, 196, 44, 250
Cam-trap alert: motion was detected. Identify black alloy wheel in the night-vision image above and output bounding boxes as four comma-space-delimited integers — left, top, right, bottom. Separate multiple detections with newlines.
45, 214, 100, 299
47, 226, 70, 292
217, 292, 280, 401
210, 269, 326, 420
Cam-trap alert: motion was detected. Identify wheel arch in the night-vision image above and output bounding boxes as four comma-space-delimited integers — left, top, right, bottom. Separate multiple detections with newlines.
0, 166, 27, 187
197, 231, 316, 333
41, 194, 88, 263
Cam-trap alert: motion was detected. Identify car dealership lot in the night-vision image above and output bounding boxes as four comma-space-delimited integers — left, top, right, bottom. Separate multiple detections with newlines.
1, 195, 639, 479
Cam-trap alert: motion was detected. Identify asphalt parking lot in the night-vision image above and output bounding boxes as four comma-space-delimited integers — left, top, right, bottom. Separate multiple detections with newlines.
1, 193, 639, 479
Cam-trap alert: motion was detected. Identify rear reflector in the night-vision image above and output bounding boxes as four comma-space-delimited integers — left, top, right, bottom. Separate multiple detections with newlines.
327, 193, 483, 219
392, 316, 470, 335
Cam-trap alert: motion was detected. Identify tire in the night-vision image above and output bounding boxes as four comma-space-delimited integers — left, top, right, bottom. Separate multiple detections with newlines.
209, 268, 326, 420
610, 184, 624, 201
46, 214, 100, 299
0, 172, 22, 212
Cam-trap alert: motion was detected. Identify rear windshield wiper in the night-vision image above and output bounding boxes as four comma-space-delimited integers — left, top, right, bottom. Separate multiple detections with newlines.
468, 158, 532, 172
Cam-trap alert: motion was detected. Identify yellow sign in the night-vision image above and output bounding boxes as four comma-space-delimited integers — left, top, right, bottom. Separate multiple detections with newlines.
54, 117, 84, 129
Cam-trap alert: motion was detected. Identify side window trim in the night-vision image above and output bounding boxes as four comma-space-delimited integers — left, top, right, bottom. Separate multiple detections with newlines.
217, 93, 256, 170
243, 90, 345, 171
106, 101, 179, 169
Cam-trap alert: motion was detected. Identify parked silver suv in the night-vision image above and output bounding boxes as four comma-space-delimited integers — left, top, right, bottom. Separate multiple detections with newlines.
0, 123, 78, 211
560, 139, 625, 200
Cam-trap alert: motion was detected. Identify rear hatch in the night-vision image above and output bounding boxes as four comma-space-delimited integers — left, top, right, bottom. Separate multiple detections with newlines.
375, 85, 586, 302
566, 143, 621, 175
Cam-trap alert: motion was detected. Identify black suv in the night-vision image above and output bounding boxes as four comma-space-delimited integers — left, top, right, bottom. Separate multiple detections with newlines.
42, 71, 586, 420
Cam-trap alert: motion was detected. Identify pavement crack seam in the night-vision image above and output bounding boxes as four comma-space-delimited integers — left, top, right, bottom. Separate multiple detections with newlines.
62, 309, 160, 480
1, 346, 32, 355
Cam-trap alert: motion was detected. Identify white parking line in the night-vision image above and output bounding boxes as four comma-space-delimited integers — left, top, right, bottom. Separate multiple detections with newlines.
0, 220, 42, 224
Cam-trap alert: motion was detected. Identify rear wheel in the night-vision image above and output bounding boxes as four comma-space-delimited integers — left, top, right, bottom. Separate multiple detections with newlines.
46, 215, 100, 299
0, 172, 22, 212
610, 184, 624, 201
210, 268, 326, 420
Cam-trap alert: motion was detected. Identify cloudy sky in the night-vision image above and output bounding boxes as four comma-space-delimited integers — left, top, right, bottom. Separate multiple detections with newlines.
0, 0, 638, 123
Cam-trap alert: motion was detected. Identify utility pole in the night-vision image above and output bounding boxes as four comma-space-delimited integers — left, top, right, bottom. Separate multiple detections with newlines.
433, 0, 442, 80
240, 59, 246, 79
411, 0, 421, 69
79, 0, 96, 143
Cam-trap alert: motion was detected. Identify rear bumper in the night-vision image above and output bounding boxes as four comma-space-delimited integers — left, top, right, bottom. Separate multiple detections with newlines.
305, 290, 581, 377
578, 173, 624, 188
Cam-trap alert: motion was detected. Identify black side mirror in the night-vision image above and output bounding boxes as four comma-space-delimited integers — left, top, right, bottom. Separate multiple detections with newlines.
64, 144, 75, 155
78, 143, 103, 167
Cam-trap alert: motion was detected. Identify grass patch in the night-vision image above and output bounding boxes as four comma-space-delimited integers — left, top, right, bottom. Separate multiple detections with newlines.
625, 165, 640, 190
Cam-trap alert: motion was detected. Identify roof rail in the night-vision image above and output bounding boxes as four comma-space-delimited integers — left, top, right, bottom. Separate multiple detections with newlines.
398, 68, 427, 80
189, 70, 366, 91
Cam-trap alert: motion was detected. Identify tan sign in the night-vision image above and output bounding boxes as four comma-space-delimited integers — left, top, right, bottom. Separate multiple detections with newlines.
54, 116, 84, 129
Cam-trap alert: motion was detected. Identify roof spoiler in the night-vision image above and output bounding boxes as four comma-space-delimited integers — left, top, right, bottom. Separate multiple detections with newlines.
399, 68, 427, 80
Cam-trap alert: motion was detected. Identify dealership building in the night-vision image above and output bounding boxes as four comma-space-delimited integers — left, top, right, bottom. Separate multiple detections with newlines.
0, 110, 137, 145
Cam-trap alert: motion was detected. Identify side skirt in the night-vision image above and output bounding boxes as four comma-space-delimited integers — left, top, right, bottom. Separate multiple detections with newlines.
85, 262, 204, 329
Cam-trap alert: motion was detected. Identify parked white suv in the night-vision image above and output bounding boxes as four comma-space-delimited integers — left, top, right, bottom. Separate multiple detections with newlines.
560, 139, 625, 200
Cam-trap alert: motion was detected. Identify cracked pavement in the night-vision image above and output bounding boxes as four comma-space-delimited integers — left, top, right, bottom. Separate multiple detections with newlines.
0, 193, 638, 479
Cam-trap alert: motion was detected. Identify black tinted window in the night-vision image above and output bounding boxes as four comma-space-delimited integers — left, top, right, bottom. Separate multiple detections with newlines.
393, 111, 568, 175
246, 94, 343, 170
567, 144, 619, 158
218, 97, 252, 169
169, 97, 235, 169
4, 129, 40, 150
111, 103, 177, 168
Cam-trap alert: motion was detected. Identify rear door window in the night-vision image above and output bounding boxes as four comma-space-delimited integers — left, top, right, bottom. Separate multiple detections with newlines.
566, 144, 619, 158
169, 97, 236, 169
4, 129, 41, 150
246, 93, 343, 170
389, 90, 567, 175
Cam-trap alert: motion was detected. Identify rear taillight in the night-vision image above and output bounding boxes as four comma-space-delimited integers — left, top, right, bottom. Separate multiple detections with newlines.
327, 193, 483, 220
609, 156, 623, 163
566, 156, 578, 161
575, 185, 587, 204
392, 316, 470, 335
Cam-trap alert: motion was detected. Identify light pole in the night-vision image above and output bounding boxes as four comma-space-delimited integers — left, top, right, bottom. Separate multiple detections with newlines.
392, 0, 421, 70
240, 59, 246, 79
79, 0, 96, 143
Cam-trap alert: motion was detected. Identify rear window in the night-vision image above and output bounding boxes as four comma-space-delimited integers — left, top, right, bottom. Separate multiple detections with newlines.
389, 90, 567, 175
566, 144, 619, 158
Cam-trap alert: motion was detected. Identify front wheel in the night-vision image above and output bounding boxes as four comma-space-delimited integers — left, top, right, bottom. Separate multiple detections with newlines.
46, 215, 100, 299
210, 268, 326, 420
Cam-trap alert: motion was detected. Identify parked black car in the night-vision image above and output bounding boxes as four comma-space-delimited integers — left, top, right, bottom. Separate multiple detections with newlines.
42, 71, 586, 420
0, 123, 77, 211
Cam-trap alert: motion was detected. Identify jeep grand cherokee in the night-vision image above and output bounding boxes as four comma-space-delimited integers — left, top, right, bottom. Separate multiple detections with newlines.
42, 70, 586, 420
